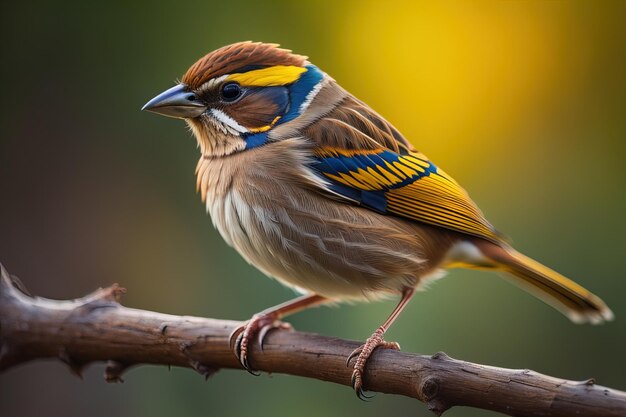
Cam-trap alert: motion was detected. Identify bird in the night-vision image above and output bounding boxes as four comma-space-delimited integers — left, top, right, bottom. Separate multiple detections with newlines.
142, 41, 613, 398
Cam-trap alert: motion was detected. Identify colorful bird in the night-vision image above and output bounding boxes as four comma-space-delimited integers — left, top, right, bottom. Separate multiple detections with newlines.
142, 41, 613, 398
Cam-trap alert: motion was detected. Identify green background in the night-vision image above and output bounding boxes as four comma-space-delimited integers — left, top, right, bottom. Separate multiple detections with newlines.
1, 1, 624, 416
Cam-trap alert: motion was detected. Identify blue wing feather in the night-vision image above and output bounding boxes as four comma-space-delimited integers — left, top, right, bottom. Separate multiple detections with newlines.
311, 147, 501, 242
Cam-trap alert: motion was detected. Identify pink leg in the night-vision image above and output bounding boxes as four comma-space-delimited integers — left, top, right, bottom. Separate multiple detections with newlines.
347, 288, 415, 399
229, 294, 326, 373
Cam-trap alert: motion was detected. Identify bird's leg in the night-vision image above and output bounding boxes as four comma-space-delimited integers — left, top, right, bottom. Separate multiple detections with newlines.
229, 294, 326, 374
347, 288, 415, 400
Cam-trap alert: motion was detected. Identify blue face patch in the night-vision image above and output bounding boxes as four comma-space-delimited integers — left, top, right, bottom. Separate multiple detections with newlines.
243, 65, 325, 149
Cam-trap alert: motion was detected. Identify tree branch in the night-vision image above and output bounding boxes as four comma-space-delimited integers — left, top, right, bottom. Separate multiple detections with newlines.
1, 263, 624, 416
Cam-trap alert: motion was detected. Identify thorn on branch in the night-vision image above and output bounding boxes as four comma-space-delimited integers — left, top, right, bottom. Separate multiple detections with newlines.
0, 263, 32, 297
190, 360, 219, 380
87, 283, 126, 303
104, 360, 129, 383
75, 284, 127, 315
430, 351, 449, 360
179, 340, 220, 380
9, 275, 31, 296
58, 348, 87, 379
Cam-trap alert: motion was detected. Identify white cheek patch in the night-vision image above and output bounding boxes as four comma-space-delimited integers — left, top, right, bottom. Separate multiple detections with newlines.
202, 113, 239, 136
209, 108, 249, 134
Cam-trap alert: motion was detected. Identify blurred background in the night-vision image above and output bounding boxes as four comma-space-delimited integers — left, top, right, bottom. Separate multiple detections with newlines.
1, 1, 625, 416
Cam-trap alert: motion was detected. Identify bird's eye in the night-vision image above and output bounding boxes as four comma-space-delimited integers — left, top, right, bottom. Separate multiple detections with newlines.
221, 83, 242, 101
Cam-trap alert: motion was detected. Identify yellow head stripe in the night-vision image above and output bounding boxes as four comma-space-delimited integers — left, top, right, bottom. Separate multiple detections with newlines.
226, 65, 307, 87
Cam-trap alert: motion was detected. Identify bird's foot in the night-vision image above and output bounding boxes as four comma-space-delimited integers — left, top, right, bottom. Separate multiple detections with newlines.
229, 313, 293, 374
347, 327, 400, 400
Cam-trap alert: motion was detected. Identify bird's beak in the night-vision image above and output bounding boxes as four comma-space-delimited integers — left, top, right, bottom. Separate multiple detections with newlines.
142, 84, 207, 119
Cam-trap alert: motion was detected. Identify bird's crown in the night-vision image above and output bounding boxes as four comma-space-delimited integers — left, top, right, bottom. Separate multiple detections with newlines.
182, 41, 308, 89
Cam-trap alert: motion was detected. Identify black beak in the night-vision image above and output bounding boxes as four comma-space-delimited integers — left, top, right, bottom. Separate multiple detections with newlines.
142, 84, 207, 119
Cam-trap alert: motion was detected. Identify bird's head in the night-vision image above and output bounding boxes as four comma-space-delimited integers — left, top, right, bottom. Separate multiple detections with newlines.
142, 42, 325, 156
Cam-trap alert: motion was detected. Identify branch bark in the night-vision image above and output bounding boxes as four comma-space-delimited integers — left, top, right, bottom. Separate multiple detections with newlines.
1, 263, 624, 416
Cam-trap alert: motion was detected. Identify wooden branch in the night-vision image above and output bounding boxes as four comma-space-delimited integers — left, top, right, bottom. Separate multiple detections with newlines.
1, 263, 624, 416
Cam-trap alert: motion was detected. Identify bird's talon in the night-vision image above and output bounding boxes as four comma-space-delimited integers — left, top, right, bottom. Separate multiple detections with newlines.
384, 341, 401, 351
229, 325, 245, 353
230, 314, 293, 374
236, 334, 261, 375
348, 331, 400, 399
346, 347, 362, 367
233, 331, 245, 363
242, 356, 260, 376
351, 369, 374, 400
258, 326, 270, 352
357, 388, 374, 401
258, 321, 293, 351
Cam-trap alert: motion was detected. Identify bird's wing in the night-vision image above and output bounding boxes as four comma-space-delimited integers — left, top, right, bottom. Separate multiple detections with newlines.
306, 95, 502, 243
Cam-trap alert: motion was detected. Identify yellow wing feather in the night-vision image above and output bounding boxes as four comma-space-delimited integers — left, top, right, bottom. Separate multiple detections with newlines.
314, 147, 502, 243
386, 162, 501, 241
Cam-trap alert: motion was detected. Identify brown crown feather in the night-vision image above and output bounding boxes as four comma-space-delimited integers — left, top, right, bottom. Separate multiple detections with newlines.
182, 42, 307, 89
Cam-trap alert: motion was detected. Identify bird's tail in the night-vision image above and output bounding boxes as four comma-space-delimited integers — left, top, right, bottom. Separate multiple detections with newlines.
473, 240, 614, 324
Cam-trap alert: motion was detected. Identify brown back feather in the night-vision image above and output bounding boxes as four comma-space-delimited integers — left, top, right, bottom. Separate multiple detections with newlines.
303, 95, 413, 153
182, 42, 307, 89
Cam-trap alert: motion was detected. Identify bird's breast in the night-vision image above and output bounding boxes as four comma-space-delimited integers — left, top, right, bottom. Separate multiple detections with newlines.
195, 140, 455, 300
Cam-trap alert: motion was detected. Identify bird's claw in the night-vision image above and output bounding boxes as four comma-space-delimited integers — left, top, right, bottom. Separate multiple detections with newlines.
232, 331, 260, 375
351, 371, 375, 400
229, 314, 293, 374
257, 321, 292, 351
347, 328, 400, 400
346, 345, 363, 367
